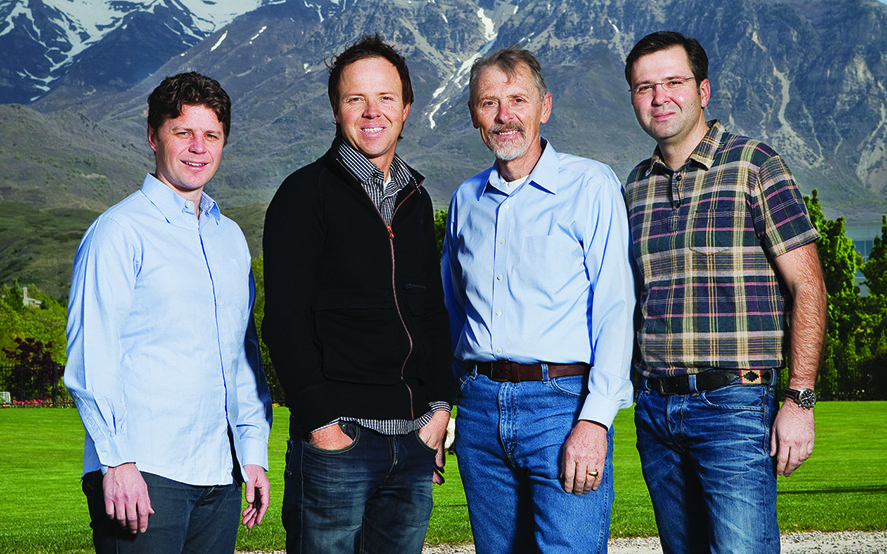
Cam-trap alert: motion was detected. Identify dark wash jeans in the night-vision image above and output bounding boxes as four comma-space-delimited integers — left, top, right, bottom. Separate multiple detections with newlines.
82, 470, 241, 554
282, 421, 437, 554
634, 378, 780, 553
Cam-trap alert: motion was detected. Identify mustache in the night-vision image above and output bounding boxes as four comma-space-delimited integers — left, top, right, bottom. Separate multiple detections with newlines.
490, 123, 525, 135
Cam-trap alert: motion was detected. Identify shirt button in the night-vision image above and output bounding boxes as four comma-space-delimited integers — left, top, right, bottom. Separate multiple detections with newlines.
499, 239, 505, 245
503, 204, 509, 209
496, 311, 502, 317
496, 274, 503, 281
496, 347, 502, 354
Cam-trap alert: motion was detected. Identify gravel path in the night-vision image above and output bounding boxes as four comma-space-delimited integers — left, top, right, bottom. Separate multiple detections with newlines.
419, 531, 887, 553
242, 531, 887, 553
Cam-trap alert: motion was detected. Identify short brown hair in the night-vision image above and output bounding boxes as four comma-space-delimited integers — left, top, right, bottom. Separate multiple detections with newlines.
327, 34, 414, 108
624, 31, 709, 86
147, 72, 231, 144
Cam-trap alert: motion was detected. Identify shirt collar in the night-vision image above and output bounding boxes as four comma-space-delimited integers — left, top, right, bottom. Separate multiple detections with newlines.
479, 137, 558, 199
141, 174, 221, 224
646, 119, 724, 176
337, 139, 417, 191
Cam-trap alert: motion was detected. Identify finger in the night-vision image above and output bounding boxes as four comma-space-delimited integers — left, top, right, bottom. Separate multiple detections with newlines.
245, 479, 256, 505
588, 469, 602, 492
561, 461, 576, 494
242, 508, 257, 529
255, 483, 269, 526
105, 497, 116, 521
776, 445, 790, 476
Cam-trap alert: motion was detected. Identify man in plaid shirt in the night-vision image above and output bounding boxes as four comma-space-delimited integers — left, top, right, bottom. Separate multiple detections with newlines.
623, 31, 828, 553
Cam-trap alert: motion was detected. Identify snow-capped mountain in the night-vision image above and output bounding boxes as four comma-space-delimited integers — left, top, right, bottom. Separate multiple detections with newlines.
2, 0, 887, 224
0, 0, 273, 103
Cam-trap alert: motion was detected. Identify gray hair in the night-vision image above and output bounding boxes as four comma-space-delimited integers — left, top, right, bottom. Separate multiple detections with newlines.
468, 46, 547, 105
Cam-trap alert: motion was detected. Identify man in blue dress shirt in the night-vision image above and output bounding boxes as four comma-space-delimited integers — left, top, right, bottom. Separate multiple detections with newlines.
441, 47, 636, 553
65, 72, 272, 553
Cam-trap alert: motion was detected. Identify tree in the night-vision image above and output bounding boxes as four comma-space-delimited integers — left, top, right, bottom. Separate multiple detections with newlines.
804, 189, 861, 296
803, 190, 887, 399
434, 209, 447, 257
0, 283, 68, 366
1, 337, 64, 403
861, 215, 887, 296
251, 257, 285, 405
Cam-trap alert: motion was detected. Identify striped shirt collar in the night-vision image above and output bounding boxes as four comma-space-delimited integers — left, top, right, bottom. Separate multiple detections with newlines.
337, 138, 418, 192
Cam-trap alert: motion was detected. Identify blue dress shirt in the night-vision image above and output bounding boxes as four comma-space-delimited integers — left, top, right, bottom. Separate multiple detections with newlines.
442, 140, 635, 427
65, 174, 272, 486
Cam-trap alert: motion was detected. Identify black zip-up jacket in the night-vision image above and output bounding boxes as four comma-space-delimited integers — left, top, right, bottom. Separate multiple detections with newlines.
262, 140, 454, 440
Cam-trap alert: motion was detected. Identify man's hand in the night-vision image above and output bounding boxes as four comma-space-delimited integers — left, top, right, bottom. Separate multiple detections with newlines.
309, 424, 353, 450
770, 400, 815, 476
241, 465, 270, 529
103, 463, 154, 534
560, 420, 608, 495
418, 411, 451, 485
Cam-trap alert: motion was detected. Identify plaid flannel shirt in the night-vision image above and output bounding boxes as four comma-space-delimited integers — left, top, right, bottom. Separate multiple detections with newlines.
625, 120, 819, 378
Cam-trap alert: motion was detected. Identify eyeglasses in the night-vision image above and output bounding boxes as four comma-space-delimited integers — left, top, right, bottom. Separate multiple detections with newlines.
629, 77, 695, 97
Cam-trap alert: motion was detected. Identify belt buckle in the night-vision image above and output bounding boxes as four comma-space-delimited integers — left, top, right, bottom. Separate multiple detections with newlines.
488, 362, 513, 383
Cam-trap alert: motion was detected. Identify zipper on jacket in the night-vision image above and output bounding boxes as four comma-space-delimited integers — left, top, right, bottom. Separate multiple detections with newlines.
336, 157, 423, 419
389, 187, 418, 419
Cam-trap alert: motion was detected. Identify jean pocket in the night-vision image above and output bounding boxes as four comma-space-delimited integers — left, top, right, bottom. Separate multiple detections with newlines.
303, 422, 361, 455
414, 430, 440, 455
548, 374, 585, 398
699, 384, 770, 411
458, 370, 476, 395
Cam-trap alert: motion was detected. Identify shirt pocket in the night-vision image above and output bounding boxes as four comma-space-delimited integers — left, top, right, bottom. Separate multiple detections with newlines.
686, 210, 742, 254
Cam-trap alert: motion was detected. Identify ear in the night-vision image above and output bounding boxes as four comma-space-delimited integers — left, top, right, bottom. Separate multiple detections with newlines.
147, 126, 158, 153
699, 78, 711, 109
402, 102, 411, 122
540, 92, 552, 124
468, 100, 480, 129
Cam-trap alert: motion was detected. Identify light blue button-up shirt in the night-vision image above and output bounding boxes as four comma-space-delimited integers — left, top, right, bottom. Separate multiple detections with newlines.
442, 140, 635, 427
65, 174, 271, 486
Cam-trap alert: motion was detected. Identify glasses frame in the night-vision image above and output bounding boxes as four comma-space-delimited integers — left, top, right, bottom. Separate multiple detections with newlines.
629, 77, 696, 97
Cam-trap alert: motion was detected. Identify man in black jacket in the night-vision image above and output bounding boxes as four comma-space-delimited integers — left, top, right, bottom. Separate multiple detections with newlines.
262, 34, 454, 554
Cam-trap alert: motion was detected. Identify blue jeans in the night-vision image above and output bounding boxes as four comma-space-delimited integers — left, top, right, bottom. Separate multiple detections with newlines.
82, 471, 241, 554
455, 366, 615, 554
634, 377, 780, 553
282, 422, 437, 554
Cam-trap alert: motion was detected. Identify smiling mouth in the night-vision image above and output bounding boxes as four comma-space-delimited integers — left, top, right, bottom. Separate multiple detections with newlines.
363, 127, 385, 133
491, 124, 524, 139
183, 161, 208, 168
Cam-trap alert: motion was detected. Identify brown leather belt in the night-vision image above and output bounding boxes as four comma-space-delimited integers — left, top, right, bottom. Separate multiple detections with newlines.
476, 361, 589, 383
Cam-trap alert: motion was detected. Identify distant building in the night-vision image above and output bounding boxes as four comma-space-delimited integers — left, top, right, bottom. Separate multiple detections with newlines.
22, 287, 42, 309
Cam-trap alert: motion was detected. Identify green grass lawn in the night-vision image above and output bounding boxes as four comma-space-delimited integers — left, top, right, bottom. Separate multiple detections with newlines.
0, 402, 884, 553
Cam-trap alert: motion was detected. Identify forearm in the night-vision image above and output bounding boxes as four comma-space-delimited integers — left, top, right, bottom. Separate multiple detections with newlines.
780, 243, 827, 388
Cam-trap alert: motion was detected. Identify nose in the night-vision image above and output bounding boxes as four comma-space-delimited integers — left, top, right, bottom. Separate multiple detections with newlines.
189, 134, 208, 153
495, 103, 513, 123
363, 98, 381, 118
651, 83, 670, 105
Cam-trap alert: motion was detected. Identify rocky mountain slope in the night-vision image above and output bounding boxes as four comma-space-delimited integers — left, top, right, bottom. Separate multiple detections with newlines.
1, 0, 886, 222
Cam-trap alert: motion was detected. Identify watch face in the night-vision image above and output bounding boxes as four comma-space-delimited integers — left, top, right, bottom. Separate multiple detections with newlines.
797, 389, 817, 408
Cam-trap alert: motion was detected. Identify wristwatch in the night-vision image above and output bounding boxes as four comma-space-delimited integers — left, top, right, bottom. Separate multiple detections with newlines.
784, 388, 817, 409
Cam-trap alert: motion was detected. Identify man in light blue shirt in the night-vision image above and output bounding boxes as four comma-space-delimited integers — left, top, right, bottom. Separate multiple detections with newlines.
65, 72, 272, 553
441, 47, 635, 553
